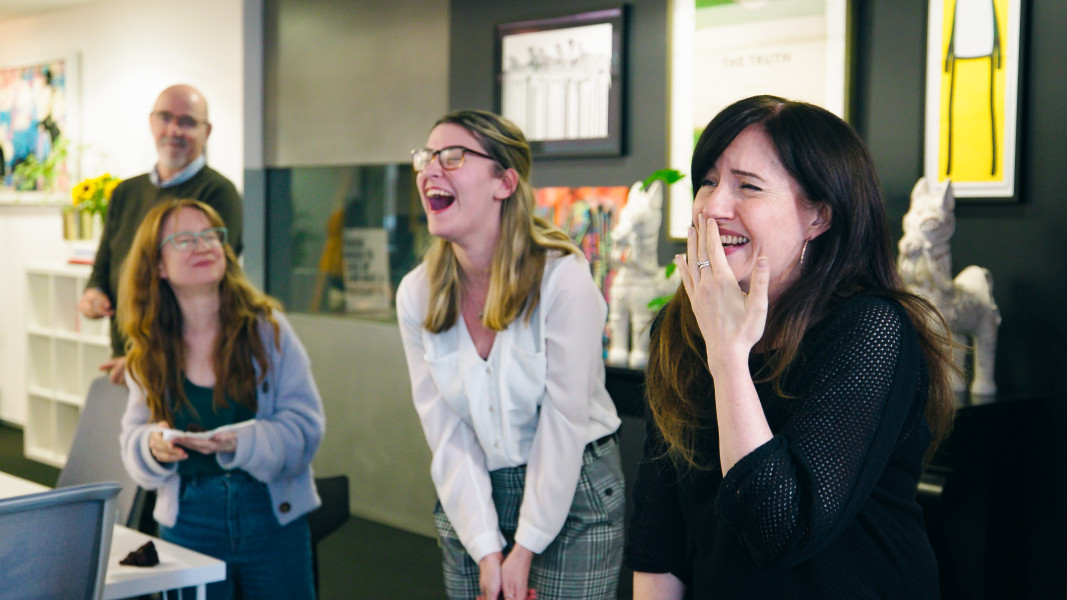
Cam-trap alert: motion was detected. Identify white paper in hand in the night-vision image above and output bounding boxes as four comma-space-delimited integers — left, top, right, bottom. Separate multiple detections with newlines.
154, 420, 255, 442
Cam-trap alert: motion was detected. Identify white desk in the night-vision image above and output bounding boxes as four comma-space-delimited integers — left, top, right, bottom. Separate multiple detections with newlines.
105, 525, 226, 600
0, 471, 49, 496
0, 472, 226, 600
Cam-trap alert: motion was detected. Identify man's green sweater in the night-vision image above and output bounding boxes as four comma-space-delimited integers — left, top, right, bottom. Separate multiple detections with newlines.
87, 166, 243, 356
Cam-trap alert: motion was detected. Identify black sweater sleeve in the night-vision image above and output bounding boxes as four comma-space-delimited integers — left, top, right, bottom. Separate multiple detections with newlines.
625, 416, 691, 581
715, 296, 923, 567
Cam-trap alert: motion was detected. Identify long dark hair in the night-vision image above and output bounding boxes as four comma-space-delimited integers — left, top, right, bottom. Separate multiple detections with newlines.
646, 95, 956, 467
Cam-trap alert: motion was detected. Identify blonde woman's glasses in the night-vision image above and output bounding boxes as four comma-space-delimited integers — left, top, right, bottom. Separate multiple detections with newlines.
160, 227, 228, 252
411, 146, 496, 172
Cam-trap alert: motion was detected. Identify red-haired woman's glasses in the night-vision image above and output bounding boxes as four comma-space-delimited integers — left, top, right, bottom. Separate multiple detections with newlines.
160, 227, 227, 252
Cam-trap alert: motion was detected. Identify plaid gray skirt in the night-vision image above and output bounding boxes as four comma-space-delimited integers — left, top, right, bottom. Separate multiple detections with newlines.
434, 434, 625, 600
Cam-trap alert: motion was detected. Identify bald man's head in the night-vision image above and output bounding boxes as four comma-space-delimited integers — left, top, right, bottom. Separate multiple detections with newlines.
150, 84, 212, 179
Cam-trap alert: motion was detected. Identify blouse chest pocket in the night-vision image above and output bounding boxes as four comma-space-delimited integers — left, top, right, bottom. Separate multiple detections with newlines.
425, 351, 471, 422
501, 327, 547, 427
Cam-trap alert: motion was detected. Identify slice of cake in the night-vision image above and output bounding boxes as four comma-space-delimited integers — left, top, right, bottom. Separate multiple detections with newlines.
118, 540, 160, 567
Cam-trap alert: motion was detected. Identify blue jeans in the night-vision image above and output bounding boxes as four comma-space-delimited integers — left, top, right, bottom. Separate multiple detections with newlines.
160, 471, 314, 600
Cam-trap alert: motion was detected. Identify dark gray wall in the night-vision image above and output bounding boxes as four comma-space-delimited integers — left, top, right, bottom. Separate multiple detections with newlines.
263, 0, 449, 166
449, 0, 1067, 400
853, 0, 1067, 399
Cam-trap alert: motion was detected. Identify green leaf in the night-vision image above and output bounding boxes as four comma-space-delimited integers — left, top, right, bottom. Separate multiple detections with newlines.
647, 295, 671, 312
641, 168, 685, 192
12, 137, 68, 191
646, 264, 678, 311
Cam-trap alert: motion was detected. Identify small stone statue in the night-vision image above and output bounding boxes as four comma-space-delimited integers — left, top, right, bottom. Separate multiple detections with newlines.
898, 177, 1001, 396
607, 180, 676, 369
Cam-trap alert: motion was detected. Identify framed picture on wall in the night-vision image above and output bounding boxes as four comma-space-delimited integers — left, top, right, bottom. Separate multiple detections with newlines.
924, 0, 1025, 202
0, 53, 80, 200
495, 7, 627, 158
666, 0, 851, 239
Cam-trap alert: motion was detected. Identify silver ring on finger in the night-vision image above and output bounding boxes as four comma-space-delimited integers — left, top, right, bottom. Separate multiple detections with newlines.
696, 260, 711, 271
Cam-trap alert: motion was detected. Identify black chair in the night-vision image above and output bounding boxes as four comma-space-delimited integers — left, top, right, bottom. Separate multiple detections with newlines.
0, 482, 121, 600
57, 376, 150, 528
308, 475, 351, 597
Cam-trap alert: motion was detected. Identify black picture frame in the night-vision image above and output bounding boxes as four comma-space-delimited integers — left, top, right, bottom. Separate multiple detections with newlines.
495, 7, 627, 158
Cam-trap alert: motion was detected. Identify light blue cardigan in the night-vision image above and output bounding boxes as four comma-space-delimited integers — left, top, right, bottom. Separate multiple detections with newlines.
119, 311, 325, 527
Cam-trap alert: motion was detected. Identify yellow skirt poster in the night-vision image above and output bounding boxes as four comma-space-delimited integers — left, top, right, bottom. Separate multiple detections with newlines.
925, 0, 1022, 200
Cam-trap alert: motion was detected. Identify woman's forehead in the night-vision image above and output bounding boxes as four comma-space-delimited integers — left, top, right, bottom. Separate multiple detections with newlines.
164, 207, 210, 231
428, 122, 484, 150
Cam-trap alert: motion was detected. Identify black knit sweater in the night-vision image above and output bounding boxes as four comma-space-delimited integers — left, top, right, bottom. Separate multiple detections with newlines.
625, 295, 940, 599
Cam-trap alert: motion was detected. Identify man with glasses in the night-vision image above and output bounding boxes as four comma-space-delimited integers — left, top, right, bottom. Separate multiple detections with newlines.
78, 84, 243, 385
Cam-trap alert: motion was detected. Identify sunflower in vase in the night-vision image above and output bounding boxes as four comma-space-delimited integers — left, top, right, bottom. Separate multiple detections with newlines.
65, 173, 121, 239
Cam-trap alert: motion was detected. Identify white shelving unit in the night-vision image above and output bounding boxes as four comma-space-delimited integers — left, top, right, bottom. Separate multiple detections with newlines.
24, 262, 112, 467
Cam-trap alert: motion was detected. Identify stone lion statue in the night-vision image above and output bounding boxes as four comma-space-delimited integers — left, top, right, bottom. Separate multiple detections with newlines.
606, 180, 677, 369
898, 177, 1001, 396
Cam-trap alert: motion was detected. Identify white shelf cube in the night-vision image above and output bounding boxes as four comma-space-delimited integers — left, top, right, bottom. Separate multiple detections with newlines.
23, 262, 112, 467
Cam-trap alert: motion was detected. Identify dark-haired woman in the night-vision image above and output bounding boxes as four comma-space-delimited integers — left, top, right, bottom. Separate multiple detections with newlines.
398, 110, 624, 600
118, 199, 324, 600
626, 95, 955, 599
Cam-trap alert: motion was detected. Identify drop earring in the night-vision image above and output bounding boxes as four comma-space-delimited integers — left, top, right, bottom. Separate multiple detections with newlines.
800, 239, 809, 266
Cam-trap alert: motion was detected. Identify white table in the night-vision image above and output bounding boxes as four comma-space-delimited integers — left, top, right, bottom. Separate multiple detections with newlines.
0, 471, 49, 496
0, 472, 225, 600
105, 524, 226, 600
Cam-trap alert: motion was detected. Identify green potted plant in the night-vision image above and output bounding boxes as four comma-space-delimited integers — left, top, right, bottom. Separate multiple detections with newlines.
11, 137, 69, 192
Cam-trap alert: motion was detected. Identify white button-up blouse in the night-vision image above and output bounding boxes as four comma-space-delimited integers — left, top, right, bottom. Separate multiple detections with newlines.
397, 252, 621, 562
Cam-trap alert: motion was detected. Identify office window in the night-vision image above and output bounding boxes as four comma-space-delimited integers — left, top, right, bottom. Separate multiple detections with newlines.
265, 164, 428, 320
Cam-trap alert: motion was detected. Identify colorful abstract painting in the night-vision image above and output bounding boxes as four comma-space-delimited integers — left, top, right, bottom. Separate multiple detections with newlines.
535, 185, 629, 297
0, 57, 72, 190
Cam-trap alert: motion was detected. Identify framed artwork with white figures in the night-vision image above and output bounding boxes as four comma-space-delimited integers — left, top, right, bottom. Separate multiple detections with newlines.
495, 7, 627, 158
